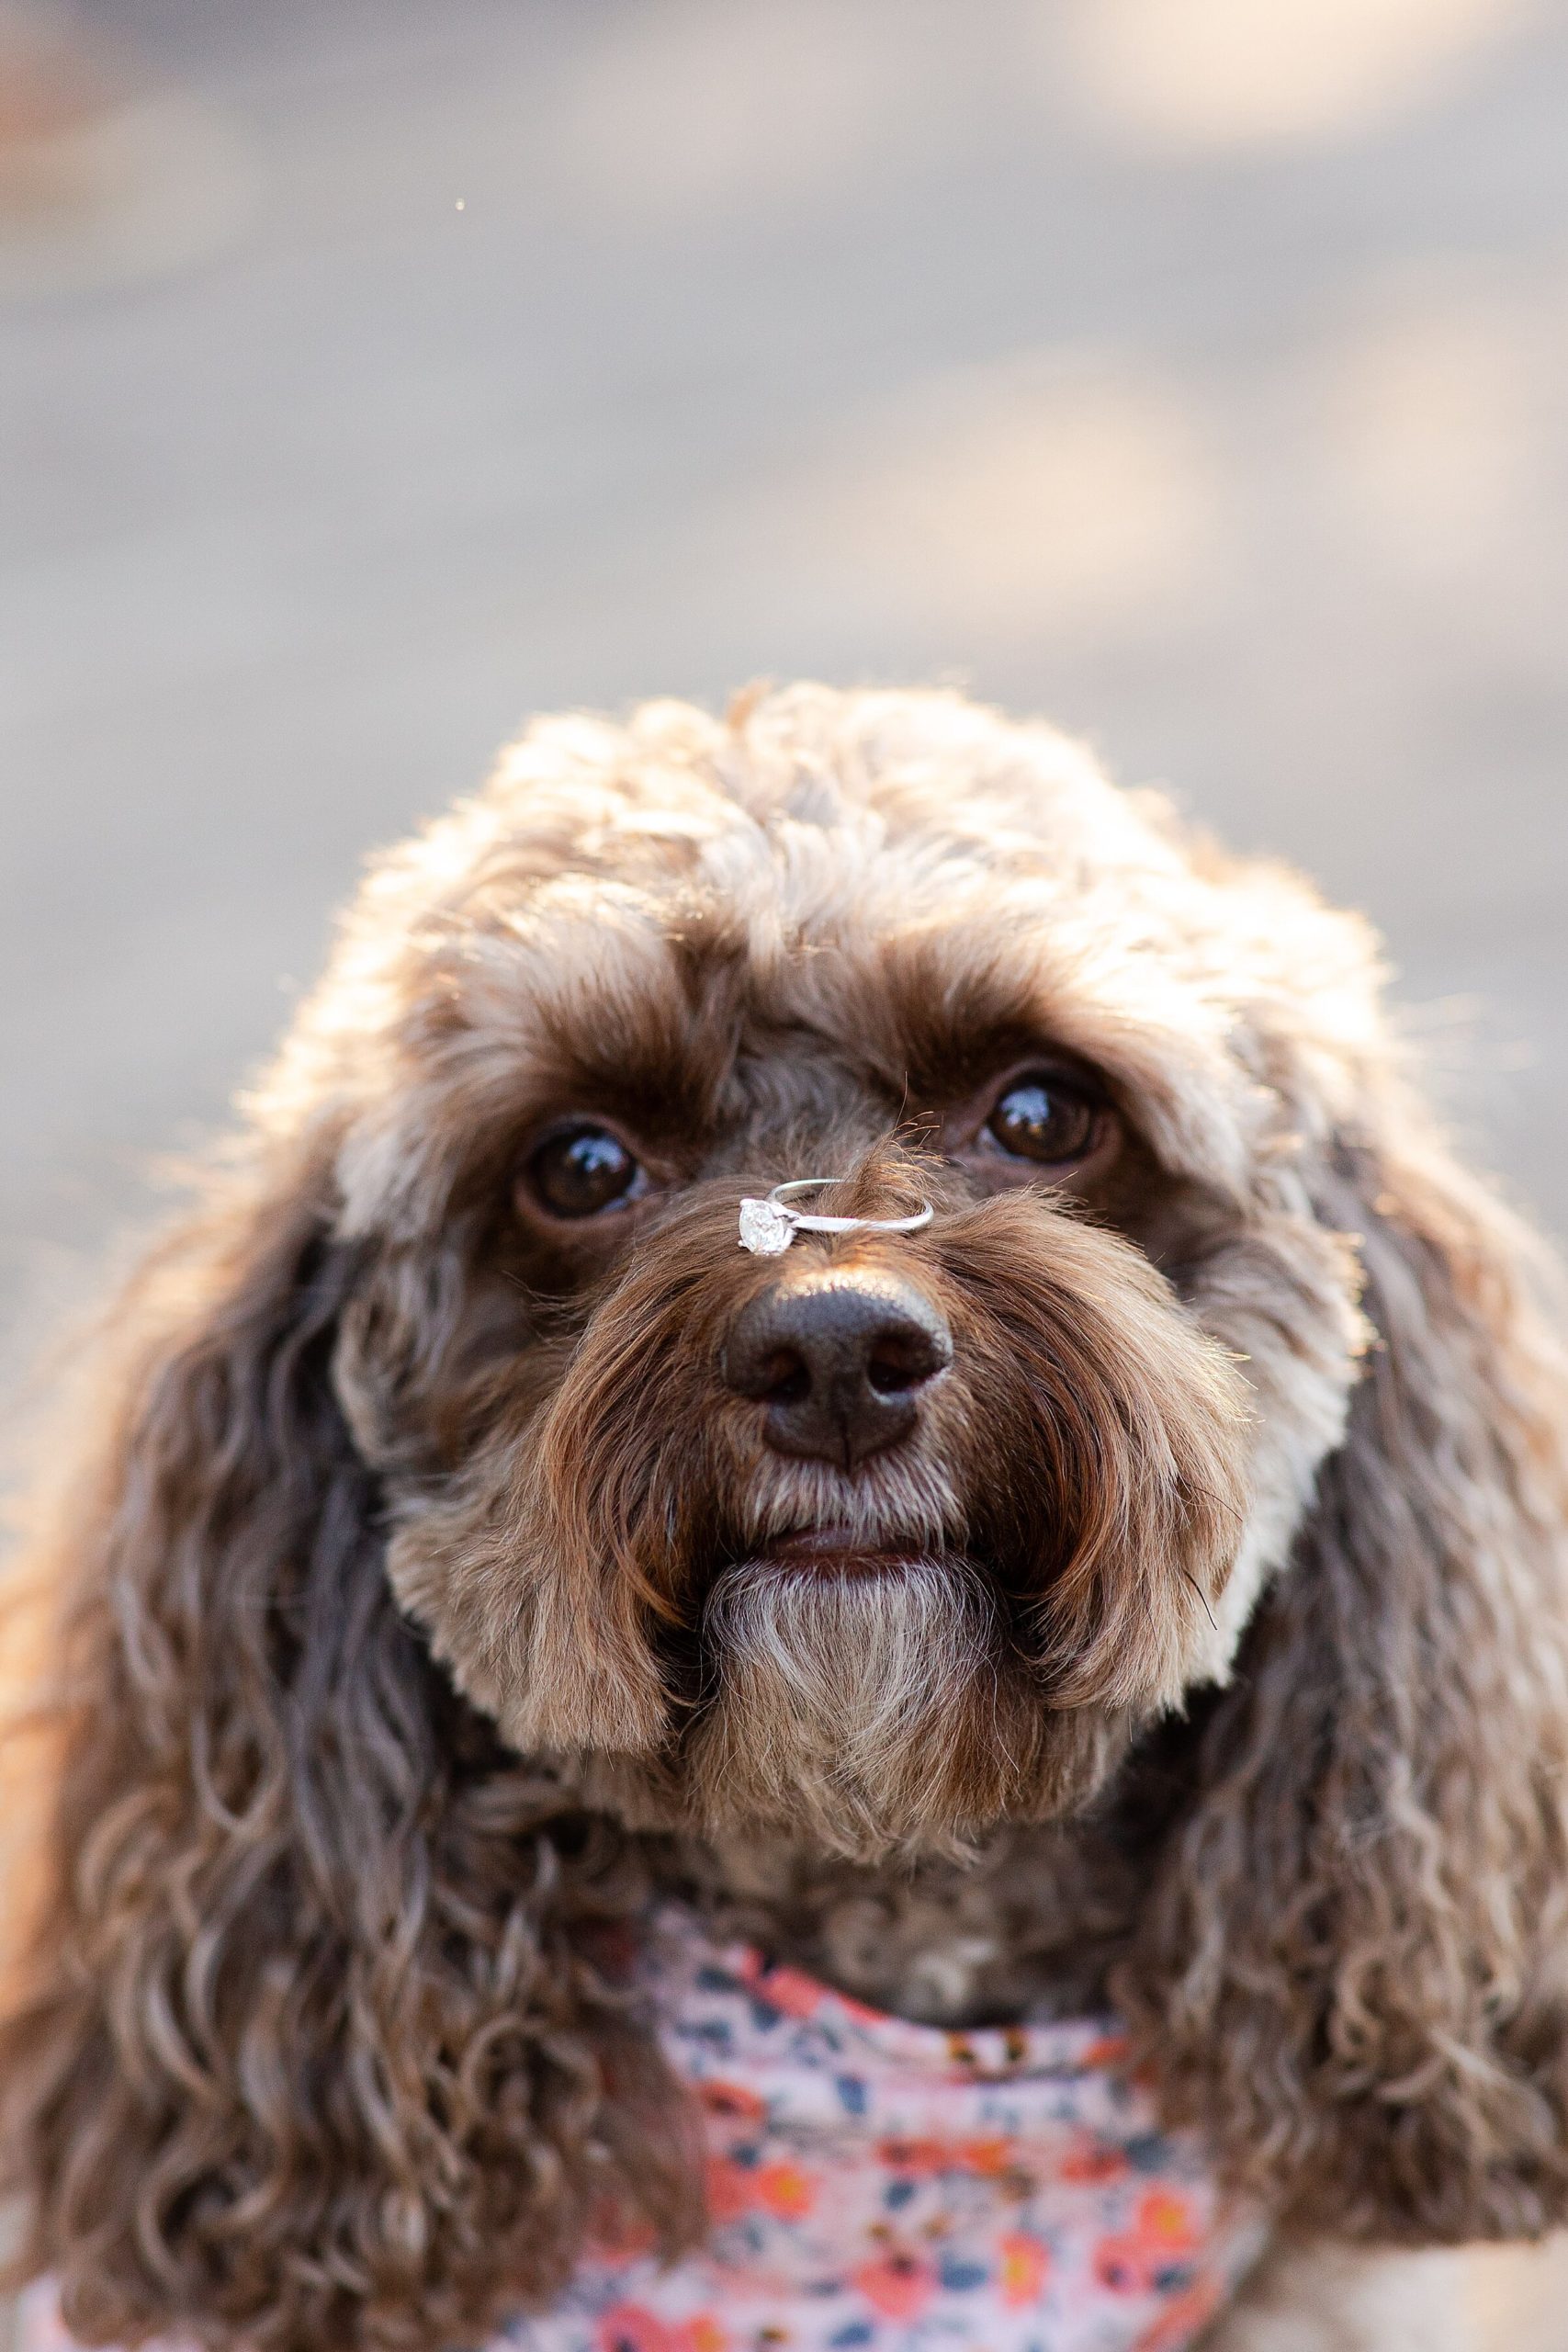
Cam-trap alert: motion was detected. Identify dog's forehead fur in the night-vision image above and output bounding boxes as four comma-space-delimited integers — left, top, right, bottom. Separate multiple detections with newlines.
256, 687, 1385, 1241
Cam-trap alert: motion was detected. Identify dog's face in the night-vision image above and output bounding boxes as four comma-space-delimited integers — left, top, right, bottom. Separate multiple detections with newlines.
301, 691, 1368, 1858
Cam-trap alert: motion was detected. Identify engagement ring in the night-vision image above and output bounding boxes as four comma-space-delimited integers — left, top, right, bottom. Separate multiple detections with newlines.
738, 1178, 934, 1257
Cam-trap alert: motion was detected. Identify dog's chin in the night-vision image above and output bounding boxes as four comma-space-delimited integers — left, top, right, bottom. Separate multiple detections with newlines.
675, 1548, 1122, 1862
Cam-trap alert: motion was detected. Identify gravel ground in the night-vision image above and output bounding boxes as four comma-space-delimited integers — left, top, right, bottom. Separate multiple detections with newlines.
3, 0, 1566, 1363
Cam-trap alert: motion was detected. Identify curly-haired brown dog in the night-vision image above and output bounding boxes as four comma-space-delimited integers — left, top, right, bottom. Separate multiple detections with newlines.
3, 685, 1568, 2351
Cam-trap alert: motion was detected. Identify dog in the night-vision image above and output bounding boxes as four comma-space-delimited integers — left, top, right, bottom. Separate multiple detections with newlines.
3, 684, 1567, 2352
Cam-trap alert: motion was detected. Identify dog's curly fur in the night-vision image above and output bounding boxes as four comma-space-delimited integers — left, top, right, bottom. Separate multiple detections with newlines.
4, 684, 1568, 2351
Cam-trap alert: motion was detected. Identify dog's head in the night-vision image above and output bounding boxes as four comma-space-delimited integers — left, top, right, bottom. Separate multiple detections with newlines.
322, 689, 1366, 1858
6, 688, 1568, 2352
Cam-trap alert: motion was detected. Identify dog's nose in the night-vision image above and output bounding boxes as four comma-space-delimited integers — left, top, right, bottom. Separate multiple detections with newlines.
725, 1272, 953, 1469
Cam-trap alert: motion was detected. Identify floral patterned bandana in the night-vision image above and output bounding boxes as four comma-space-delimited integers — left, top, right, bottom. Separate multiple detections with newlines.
17, 1911, 1266, 2352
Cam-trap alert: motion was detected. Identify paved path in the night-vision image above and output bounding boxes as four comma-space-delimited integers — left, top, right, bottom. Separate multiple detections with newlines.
3, 0, 1567, 1364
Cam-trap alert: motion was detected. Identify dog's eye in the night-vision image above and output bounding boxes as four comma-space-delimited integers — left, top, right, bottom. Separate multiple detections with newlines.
525, 1125, 644, 1218
985, 1075, 1101, 1168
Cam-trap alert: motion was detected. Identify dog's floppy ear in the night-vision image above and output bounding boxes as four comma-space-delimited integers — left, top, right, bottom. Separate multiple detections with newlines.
1128, 1093, 1568, 2243
0, 1156, 695, 2352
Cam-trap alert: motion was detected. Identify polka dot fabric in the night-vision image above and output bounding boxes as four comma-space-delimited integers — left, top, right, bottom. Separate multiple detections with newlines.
17, 1915, 1265, 2352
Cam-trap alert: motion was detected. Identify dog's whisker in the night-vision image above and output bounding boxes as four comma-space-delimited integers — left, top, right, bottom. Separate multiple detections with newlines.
1177, 1564, 1219, 1634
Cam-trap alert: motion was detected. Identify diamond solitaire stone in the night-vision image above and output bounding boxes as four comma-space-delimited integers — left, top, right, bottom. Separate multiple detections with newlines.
738, 1197, 795, 1255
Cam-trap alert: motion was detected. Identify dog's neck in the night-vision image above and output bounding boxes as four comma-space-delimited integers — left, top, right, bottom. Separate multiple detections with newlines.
649, 1818, 1142, 2025
574, 1707, 1210, 2027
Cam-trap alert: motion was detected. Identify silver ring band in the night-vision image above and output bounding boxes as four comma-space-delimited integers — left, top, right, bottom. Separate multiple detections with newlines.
739, 1178, 934, 1257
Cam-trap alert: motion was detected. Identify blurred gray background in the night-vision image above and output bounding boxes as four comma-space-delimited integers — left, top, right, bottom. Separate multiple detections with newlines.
4, 0, 1567, 1364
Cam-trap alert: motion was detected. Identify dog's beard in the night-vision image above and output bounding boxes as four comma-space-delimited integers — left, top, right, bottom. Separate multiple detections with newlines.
688, 1555, 1078, 1860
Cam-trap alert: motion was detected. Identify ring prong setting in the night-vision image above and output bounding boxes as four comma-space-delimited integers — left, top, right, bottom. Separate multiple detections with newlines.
738, 1198, 796, 1256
